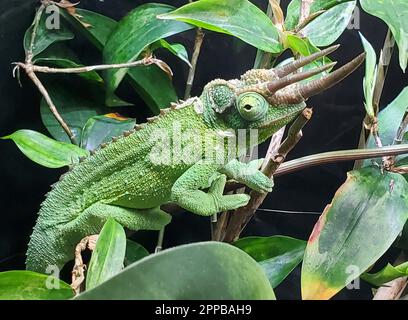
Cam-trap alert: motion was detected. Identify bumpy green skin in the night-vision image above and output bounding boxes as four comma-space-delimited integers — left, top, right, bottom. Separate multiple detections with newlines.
26, 70, 306, 272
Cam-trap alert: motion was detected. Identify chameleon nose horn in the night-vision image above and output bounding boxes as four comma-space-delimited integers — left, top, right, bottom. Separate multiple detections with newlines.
274, 44, 340, 78
272, 52, 366, 104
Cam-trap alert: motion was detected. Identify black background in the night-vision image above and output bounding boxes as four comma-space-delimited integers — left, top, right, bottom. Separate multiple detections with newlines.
0, 0, 407, 300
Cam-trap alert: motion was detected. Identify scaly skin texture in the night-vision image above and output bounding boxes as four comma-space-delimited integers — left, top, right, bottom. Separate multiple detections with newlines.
27, 56, 355, 272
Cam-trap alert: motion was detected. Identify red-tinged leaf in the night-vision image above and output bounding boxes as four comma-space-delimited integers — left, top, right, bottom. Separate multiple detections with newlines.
302, 167, 408, 300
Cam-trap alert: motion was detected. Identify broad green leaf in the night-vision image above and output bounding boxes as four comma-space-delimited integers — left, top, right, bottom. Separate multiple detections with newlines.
361, 0, 408, 72
360, 33, 377, 118
62, 8, 179, 113
86, 218, 127, 290
33, 43, 103, 83
24, 11, 74, 57
0, 271, 73, 300
361, 261, 408, 287
153, 39, 192, 67
103, 4, 192, 106
124, 240, 149, 267
76, 242, 275, 300
285, 35, 333, 79
1, 130, 89, 168
285, 0, 351, 30
234, 236, 306, 288
364, 87, 408, 165
61, 8, 116, 51
80, 114, 136, 151
128, 66, 179, 114
302, 167, 408, 300
299, 1, 356, 47
40, 81, 111, 144
159, 0, 283, 53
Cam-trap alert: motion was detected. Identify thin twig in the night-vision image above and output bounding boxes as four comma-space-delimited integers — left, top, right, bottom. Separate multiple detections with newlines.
155, 227, 165, 253
224, 109, 313, 243
25, 70, 78, 144
15, 56, 165, 74
21, 2, 77, 144
393, 110, 408, 146
184, 28, 204, 100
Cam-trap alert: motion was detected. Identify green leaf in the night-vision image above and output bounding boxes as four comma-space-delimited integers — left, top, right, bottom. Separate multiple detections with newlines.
0, 271, 73, 300
33, 43, 103, 83
285, 0, 351, 31
80, 114, 136, 151
24, 11, 74, 57
301, 167, 408, 300
299, 1, 356, 47
128, 66, 179, 114
364, 87, 408, 165
62, 8, 179, 113
1, 130, 89, 168
76, 242, 275, 300
61, 8, 117, 51
153, 39, 192, 67
124, 240, 149, 267
285, 35, 334, 80
361, 261, 408, 287
361, 0, 408, 72
103, 4, 192, 106
159, 0, 283, 53
234, 236, 306, 288
40, 81, 111, 144
86, 218, 127, 290
359, 33, 377, 118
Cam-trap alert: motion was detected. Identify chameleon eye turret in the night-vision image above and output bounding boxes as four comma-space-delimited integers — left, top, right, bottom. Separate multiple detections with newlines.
236, 92, 268, 122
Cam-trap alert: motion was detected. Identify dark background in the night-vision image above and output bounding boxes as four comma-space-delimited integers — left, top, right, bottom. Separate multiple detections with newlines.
0, 0, 407, 299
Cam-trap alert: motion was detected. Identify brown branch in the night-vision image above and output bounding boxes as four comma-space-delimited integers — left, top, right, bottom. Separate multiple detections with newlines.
274, 144, 408, 176
184, 28, 204, 100
21, 2, 78, 144
25, 69, 78, 144
19, 3, 166, 145
393, 109, 408, 146
223, 109, 313, 243
15, 56, 165, 74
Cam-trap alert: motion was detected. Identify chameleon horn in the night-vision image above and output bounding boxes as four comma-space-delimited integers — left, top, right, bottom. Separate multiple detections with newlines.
297, 52, 366, 100
274, 44, 340, 78
266, 62, 337, 94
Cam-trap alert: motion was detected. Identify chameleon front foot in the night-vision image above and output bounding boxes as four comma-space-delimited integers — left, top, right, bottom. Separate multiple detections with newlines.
173, 174, 250, 216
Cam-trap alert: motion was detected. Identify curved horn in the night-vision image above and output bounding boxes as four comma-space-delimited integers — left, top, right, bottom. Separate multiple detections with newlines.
298, 53, 366, 100
276, 53, 366, 104
266, 62, 337, 94
274, 45, 340, 78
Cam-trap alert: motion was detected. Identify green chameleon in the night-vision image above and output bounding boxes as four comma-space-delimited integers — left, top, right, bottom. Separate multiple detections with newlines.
26, 46, 365, 272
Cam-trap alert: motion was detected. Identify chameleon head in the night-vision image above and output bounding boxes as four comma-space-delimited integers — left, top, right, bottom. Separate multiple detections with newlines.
201, 45, 365, 142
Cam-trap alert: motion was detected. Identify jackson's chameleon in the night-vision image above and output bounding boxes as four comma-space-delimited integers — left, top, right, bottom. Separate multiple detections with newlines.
26, 46, 365, 272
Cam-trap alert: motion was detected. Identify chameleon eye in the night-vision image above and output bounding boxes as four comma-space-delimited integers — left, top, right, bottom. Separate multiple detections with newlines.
236, 92, 269, 121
